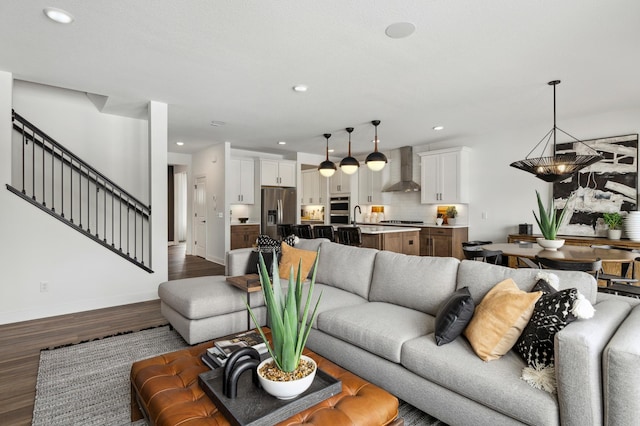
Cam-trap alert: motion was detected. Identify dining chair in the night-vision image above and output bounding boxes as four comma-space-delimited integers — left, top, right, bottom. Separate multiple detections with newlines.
590, 244, 640, 298
462, 246, 503, 264
277, 224, 294, 239
517, 257, 540, 269
291, 224, 313, 239
535, 256, 602, 280
313, 225, 335, 242
336, 227, 362, 247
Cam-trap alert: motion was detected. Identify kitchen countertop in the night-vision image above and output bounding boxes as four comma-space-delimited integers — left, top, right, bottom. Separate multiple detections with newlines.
357, 225, 421, 234
230, 222, 259, 226
371, 222, 468, 229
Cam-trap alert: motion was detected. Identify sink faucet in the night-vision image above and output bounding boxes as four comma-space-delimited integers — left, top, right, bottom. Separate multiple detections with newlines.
353, 205, 361, 226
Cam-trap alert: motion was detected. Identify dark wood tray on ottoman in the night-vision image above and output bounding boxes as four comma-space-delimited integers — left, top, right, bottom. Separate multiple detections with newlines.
130, 328, 402, 426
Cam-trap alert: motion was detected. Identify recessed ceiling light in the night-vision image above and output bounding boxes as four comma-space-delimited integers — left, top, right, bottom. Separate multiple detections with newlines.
43, 7, 74, 24
292, 85, 308, 92
433, 126, 444, 131
176, 141, 184, 146
328, 149, 335, 153
210, 120, 226, 127
385, 22, 415, 39
278, 141, 287, 145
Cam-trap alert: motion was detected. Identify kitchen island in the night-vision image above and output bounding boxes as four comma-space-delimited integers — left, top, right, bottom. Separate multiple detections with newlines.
358, 225, 420, 255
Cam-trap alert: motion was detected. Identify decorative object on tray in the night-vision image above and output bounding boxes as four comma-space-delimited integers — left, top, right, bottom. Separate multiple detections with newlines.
603, 212, 623, 240
533, 190, 571, 250
238, 217, 249, 223
246, 249, 323, 400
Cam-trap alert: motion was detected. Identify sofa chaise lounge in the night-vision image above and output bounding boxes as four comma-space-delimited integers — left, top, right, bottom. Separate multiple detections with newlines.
159, 238, 640, 425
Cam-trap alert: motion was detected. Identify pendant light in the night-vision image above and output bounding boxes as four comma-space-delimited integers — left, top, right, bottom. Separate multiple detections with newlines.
318, 133, 337, 177
365, 120, 387, 171
339, 127, 360, 175
510, 80, 602, 182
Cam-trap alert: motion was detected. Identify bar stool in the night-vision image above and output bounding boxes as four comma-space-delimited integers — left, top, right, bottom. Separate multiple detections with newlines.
313, 225, 335, 242
291, 224, 313, 239
277, 224, 294, 239
336, 227, 362, 246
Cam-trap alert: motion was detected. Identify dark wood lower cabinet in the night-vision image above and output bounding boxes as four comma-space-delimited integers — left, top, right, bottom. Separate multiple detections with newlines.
230, 224, 260, 250
361, 231, 420, 255
420, 227, 468, 259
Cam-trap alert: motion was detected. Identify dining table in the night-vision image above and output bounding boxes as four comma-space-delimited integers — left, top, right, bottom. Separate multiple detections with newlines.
481, 242, 639, 277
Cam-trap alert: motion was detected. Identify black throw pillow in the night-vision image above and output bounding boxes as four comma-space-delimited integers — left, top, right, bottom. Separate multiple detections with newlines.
434, 287, 475, 346
246, 251, 278, 276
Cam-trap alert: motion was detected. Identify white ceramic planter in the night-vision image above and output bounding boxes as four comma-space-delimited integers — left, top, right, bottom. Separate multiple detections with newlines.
536, 238, 565, 251
257, 355, 317, 400
608, 229, 622, 240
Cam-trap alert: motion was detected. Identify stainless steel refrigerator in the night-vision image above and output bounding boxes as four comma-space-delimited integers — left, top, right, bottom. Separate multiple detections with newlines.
261, 187, 297, 239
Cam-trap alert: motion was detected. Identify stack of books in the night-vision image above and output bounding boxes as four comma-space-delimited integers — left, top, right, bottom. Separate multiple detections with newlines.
202, 330, 268, 369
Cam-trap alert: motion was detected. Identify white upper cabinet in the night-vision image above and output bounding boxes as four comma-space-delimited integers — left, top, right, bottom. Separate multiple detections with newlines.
230, 158, 255, 204
358, 166, 385, 205
301, 169, 324, 204
259, 159, 296, 187
418, 147, 470, 204
329, 169, 352, 194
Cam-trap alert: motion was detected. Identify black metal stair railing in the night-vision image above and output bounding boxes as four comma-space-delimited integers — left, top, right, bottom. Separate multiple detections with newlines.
7, 110, 153, 273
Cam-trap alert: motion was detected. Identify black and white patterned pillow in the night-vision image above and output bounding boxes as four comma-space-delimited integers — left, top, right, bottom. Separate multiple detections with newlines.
514, 285, 578, 367
283, 234, 296, 247
257, 235, 281, 253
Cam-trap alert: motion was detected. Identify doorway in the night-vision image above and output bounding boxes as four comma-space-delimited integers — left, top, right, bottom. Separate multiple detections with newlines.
194, 176, 207, 258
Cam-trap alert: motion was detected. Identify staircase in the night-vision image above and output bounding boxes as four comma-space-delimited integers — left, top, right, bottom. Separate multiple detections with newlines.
6, 110, 153, 272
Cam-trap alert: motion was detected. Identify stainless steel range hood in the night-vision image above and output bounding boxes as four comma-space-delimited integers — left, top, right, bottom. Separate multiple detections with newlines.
382, 146, 421, 192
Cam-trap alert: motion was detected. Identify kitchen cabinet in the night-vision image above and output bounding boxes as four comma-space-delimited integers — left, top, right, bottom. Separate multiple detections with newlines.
259, 159, 296, 187
358, 167, 385, 205
361, 230, 420, 255
418, 147, 470, 204
301, 170, 325, 204
419, 227, 468, 259
329, 169, 352, 194
230, 224, 260, 250
230, 158, 255, 204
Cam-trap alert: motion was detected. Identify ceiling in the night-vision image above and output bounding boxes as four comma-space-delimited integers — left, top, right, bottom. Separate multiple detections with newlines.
2, 1, 639, 158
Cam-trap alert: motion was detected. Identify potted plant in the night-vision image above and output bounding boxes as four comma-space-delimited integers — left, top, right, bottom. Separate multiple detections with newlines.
603, 212, 623, 240
246, 250, 323, 400
533, 190, 571, 251
446, 206, 458, 225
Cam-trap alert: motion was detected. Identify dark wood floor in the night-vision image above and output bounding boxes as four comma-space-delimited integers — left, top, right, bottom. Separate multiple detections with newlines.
168, 243, 226, 280
0, 244, 223, 425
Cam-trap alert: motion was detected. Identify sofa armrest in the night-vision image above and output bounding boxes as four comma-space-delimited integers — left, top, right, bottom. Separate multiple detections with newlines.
225, 248, 256, 276
555, 299, 631, 426
603, 303, 640, 426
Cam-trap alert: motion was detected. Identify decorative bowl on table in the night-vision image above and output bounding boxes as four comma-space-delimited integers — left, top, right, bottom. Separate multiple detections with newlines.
238, 217, 249, 223
536, 238, 565, 251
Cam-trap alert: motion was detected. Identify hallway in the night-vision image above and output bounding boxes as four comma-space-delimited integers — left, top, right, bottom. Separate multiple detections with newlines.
168, 243, 225, 280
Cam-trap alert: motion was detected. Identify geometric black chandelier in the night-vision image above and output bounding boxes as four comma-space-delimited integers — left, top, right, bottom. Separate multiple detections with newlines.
510, 80, 603, 182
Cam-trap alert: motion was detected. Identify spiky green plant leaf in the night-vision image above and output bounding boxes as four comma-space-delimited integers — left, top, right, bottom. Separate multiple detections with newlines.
246, 248, 323, 373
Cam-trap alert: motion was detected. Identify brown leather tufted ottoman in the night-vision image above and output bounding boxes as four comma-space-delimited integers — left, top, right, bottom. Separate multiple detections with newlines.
131, 332, 402, 426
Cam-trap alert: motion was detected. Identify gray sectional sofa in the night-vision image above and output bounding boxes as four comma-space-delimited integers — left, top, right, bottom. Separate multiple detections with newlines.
162, 238, 640, 425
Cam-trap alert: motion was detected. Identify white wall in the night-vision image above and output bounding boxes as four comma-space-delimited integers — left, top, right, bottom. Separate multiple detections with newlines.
0, 76, 168, 324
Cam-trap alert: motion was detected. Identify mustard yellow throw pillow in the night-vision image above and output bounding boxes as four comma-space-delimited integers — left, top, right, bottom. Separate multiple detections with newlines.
464, 278, 542, 361
278, 242, 317, 280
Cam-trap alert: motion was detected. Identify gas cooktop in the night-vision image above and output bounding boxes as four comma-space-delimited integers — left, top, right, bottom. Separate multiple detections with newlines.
379, 220, 424, 224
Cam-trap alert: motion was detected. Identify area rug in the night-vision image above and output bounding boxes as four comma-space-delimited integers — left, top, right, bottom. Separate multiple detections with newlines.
33, 326, 445, 425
